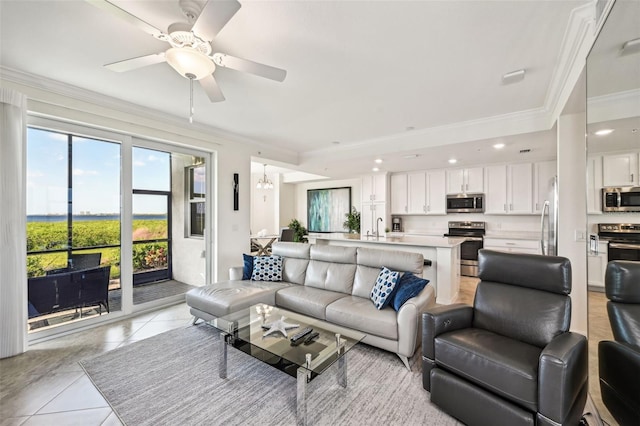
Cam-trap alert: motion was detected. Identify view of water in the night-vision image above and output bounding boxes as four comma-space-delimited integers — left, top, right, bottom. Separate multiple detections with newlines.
27, 215, 167, 223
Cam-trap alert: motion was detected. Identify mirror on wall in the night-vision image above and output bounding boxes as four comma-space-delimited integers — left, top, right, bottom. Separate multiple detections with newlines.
586, 1, 640, 424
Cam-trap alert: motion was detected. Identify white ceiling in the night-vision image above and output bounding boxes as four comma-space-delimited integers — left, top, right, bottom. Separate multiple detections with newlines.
0, 0, 621, 180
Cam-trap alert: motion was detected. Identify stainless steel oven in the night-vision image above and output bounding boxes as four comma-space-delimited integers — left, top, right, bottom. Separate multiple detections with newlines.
445, 221, 485, 277
598, 223, 640, 262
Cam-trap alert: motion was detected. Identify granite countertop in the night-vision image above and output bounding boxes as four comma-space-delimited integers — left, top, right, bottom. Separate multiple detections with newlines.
313, 234, 464, 248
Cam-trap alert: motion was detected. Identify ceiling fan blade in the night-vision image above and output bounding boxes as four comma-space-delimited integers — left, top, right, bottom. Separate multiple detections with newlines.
213, 53, 287, 82
105, 53, 166, 72
85, 0, 164, 38
191, 0, 241, 42
199, 75, 225, 102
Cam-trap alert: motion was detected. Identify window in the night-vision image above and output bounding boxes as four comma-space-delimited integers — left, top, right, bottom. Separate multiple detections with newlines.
187, 164, 206, 237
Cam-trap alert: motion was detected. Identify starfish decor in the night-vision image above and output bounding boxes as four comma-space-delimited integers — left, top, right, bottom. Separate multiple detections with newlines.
262, 316, 299, 338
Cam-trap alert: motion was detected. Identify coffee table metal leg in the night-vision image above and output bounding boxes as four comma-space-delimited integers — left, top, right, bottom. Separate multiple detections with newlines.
296, 353, 312, 426
337, 352, 347, 388
219, 332, 228, 379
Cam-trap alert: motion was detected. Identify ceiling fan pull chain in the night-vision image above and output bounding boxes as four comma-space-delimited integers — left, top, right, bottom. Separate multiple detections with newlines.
186, 73, 195, 123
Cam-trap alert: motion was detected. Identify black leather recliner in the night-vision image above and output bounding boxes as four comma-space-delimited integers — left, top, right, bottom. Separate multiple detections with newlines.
422, 249, 588, 426
598, 260, 640, 425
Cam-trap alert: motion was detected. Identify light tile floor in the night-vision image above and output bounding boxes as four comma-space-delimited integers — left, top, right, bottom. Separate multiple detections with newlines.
0, 303, 193, 426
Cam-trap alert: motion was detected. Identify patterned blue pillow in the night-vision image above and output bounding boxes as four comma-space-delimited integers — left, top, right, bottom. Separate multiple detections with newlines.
392, 272, 429, 311
370, 267, 400, 310
242, 254, 254, 280
251, 255, 283, 281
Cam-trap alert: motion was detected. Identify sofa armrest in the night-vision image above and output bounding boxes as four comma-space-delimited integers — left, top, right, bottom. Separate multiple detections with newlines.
538, 332, 588, 424
396, 284, 436, 358
421, 304, 473, 360
229, 266, 243, 281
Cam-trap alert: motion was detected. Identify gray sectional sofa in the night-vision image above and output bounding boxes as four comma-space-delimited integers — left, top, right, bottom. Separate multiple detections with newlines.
186, 242, 436, 368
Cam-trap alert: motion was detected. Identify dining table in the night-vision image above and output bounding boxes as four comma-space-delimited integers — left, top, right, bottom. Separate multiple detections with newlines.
250, 234, 279, 256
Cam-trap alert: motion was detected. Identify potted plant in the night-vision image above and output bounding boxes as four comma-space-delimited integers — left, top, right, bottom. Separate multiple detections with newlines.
288, 218, 308, 243
343, 207, 361, 239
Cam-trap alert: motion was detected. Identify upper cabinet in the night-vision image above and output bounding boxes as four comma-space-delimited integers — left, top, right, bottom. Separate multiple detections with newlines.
602, 152, 639, 187
361, 174, 388, 203
484, 163, 533, 214
390, 174, 408, 214
446, 167, 483, 194
587, 156, 603, 214
390, 170, 446, 215
533, 160, 557, 214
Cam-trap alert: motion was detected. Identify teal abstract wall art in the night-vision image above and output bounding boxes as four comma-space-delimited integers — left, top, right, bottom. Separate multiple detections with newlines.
307, 187, 351, 233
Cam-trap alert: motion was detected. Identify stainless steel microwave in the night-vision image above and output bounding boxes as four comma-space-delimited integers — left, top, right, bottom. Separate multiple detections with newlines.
602, 187, 640, 212
446, 193, 485, 213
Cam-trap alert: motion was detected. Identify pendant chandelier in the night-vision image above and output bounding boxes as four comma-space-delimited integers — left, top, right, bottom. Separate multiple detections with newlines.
256, 164, 274, 189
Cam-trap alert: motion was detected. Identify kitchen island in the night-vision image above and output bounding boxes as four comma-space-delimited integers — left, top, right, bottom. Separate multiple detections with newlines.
308, 234, 463, 304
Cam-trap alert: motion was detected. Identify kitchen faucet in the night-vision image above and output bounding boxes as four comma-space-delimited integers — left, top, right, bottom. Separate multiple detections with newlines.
376, 217, 383, 238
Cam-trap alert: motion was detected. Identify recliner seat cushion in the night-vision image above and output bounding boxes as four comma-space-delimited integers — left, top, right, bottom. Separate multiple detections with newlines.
275, 285, 346, 320
435, 328, 542, 412
326, 295, 398, 340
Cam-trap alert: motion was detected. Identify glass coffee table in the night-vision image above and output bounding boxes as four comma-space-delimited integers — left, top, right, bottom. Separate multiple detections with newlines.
209, 303, 366, 426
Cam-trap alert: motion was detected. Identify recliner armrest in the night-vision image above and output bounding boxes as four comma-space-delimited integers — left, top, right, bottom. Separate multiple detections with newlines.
598, 340, 640, 425
421, 304, 473, 359
538, 332, 588, 424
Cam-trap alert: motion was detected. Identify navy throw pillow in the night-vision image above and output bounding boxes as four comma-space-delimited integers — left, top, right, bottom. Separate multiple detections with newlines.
392, 272, 429, 311
242, 254, 254, 280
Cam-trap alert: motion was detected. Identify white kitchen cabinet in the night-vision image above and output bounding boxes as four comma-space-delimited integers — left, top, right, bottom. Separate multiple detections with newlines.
426, 170, 447, 214
360, 202, 387, 237
484, 165, 508, 214
483, 237, 541, 255
446, 167, 483, 194
587, 242, 608, 289
602, 152, 638, 187
484, 164, 533, 214
533, 160, 557, 214
407, 172, 426, 213
390, 174, 408, 214
587, 156, 603, 214
362, 174, 388, 203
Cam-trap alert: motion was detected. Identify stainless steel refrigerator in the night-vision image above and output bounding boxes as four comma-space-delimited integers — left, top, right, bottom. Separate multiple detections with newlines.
540, 176, 558, 256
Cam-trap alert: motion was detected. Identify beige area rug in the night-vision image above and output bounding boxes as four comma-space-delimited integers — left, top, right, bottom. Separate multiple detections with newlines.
80, 324, 460, 425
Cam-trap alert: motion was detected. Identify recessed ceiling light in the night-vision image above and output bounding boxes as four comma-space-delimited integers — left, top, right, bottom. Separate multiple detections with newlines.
448, 159, 457, 164
493, 143, 505, 149
375, 158, 383, 164
372, 167, 380, 172
594, 129, 614, 136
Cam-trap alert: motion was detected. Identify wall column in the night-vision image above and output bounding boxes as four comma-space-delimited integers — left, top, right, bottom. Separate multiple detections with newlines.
0, 88, 27, 358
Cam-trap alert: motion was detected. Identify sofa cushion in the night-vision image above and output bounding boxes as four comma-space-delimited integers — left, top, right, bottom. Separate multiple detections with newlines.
326, 296, 398, 340
392, 272, 429, 311
251, 255, 283, 281
304, 260, 356, 294
275, 286, 346, 320
186, 280, 290, 318
435, 328, 542, 412
370, 267, 400, 309
242, 254, 254, 280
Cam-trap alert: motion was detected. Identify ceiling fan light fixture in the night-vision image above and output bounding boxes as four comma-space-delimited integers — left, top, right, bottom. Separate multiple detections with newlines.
165, 47, 215, 80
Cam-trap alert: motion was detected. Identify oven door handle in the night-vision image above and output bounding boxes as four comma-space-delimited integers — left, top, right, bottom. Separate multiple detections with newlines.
609, 242, 640, 250
463, 237, 484, 241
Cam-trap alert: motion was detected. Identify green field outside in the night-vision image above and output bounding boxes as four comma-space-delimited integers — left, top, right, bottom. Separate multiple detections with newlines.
27, 219, 168, 278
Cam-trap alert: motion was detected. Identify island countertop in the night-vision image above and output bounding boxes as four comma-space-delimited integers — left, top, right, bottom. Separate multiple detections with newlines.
309, 233, 465, 248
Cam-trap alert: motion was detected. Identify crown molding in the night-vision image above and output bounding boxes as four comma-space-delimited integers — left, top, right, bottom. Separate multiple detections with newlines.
0, 66, 299, 163
545, 2, 596, 124
587, 89, 640, 123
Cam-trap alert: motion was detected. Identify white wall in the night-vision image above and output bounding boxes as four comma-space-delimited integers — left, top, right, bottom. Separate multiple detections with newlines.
557, 111, 588, 335
293, 178, 362, 231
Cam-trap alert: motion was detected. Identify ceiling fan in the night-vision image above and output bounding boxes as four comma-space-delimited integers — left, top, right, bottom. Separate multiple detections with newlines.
86, 0, 287, 118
